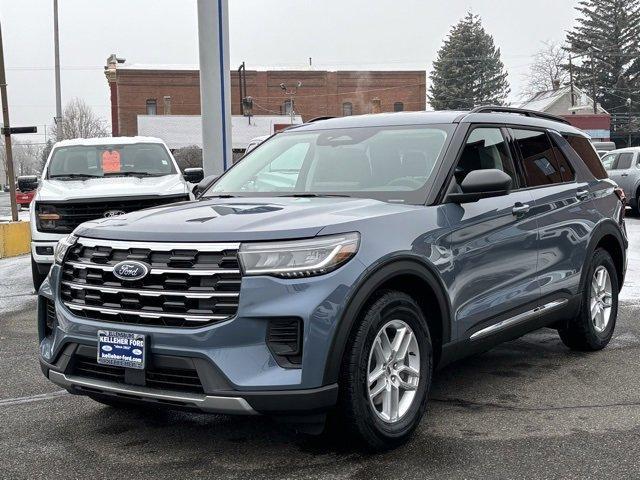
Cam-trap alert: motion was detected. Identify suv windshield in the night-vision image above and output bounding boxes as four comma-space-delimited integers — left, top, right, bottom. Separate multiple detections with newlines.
205, 124, 453, 204
47, 143, 176, 179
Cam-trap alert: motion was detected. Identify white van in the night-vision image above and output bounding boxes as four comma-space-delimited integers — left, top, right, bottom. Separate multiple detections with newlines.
29, 136, 203, 289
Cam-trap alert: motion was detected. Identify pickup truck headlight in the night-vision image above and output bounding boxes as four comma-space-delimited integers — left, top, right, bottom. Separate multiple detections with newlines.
239, 232, 360, 278
54, 234, 78, 264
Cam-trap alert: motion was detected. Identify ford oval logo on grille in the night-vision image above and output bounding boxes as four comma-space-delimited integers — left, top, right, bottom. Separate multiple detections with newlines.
112, 261, 149, 281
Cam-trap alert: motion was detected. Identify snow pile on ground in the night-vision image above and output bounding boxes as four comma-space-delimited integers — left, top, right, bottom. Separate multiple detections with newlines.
0, 255, 36, 314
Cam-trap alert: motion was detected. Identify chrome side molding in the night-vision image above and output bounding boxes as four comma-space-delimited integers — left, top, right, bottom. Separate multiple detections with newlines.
470, 299, 568, 341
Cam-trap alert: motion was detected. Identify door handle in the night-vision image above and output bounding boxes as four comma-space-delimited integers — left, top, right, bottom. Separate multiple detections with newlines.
512, 203, 531, 215
576, 189, 589, 200
621, 173, 629, 177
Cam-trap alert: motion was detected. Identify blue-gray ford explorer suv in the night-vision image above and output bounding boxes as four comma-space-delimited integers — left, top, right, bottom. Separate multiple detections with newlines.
38, 107, 627, 450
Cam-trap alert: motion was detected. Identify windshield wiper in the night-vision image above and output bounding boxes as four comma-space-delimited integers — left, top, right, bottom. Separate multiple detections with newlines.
205, 194, 237, 198
103, 171, 162, 177
278, 193, 351, 198
49, 173, 102, 179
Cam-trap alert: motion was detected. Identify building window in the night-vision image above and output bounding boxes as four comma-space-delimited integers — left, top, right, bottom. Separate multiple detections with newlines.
146, 99, 157, 115
282, 99, 293, 116
394, 102, 404, 112
342, 102, 353, 116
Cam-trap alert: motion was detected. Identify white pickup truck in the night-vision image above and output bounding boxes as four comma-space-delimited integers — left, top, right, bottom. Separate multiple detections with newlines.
29, 136, 203, 289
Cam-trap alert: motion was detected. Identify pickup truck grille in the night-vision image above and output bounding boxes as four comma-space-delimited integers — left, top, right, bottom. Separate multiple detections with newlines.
60, 238, 241, 327
36, 195, 189, 233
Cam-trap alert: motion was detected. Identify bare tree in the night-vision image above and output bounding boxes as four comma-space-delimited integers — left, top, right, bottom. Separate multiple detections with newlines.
51, 98, 109, 140
13, 142, 43, 176
520, 41, 569, 98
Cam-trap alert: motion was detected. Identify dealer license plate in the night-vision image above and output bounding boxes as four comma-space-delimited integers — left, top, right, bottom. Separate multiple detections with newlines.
97, 330, 145, 369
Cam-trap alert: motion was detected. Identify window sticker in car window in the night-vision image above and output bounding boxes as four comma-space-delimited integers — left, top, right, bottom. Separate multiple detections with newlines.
534, 157, 556, 176
101, 150, 121, 173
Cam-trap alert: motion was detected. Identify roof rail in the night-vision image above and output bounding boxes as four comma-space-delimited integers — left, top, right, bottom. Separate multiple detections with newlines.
468, 106, 571, 125
306, 116, 336, 123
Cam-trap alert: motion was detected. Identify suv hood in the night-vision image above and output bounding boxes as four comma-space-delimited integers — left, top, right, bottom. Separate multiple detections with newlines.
75, 197, 417, 242
36, 174, 187, 202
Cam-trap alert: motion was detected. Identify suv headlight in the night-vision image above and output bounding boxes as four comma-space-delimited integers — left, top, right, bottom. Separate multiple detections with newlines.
54, 234, 78, 264
239, 232, 360, 278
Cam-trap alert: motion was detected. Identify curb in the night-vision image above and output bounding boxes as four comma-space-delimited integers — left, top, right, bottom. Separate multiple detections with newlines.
0, 221, 31, 258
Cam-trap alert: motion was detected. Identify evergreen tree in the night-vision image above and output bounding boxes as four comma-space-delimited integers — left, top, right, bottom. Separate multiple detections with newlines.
428, 13, 510, 110
566, 0, 640, 112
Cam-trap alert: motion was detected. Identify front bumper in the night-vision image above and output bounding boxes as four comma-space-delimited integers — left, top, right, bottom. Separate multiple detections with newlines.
37, 258, 362, 415
31, 235, 65, 265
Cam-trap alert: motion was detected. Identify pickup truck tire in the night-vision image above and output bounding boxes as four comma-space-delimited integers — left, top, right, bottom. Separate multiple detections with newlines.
338, 290, 432, 451
632, 193, 640, 216
31, 255, 47, 292
559, 248, 618, 351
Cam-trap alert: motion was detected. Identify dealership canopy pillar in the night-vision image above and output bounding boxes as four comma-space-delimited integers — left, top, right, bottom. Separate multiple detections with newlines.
197, 0, 232, 176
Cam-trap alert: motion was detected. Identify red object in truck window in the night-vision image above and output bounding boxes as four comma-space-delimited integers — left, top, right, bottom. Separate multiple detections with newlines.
101, 150, 122, 173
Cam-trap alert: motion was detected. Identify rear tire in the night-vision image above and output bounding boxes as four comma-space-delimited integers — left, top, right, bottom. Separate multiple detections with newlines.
338, 290, 432, 451
558, 248, 618, 351
31, 255, 48, 292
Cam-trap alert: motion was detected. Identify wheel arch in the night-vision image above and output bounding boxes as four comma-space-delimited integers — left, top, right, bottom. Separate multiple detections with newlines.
582, 219, 627, 291
322, 256, 452, 385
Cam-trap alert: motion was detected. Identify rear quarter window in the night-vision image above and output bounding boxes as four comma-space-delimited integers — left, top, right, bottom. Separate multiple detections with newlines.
563, 135, 607, 179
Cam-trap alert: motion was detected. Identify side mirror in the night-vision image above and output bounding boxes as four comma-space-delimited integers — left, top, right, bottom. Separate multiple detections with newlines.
447, 169, 512, 204
17, 175, 39, 192
183, 167, 204, 184
192, 175, 219, 198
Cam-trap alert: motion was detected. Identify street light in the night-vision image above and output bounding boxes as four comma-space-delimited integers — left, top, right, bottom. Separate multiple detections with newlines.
280, 82, 303, 124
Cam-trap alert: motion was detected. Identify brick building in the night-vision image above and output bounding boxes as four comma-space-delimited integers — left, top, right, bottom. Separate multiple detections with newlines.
105, 55, 426, 137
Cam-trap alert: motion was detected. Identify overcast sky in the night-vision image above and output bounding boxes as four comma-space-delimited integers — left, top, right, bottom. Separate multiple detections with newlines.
0, 0, 580, 145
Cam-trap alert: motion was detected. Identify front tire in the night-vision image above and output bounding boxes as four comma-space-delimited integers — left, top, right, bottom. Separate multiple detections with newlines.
559, 248, 618, 351
338, 290, 432, 451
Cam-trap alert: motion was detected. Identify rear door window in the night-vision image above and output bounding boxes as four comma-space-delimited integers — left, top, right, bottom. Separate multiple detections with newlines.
512, 129, 564, 187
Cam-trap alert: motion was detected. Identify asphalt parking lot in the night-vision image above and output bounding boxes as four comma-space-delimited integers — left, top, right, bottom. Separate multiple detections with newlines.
2, 216, 640, 479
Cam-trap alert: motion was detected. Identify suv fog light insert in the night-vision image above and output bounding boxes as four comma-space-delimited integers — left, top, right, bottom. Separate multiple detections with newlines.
239, 232, 360, 277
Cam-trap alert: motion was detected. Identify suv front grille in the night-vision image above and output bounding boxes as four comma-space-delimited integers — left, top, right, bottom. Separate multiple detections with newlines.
36, 195, 188, 233
60, 238, 242, 327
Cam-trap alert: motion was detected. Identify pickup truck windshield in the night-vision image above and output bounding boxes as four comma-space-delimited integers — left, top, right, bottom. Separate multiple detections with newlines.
205, 124, 453, 204
47, 143, 176, 179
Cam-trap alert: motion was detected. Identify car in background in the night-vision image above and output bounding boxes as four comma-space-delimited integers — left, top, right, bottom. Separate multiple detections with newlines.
29, 136, 203, 290
245, 135, 270, 154
601, 147, 640, 214
592, 141, 617, 158
16, 175, 38, 209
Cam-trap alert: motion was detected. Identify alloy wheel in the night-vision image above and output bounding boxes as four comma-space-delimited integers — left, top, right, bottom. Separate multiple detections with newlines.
367, 320, 420, 423
590, 265, 613, 333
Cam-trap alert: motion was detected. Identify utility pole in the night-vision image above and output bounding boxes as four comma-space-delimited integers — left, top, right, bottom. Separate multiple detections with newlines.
590, 51, 598, 114
53, 0, 62, 136
0, 22, 19, 222
568, 56, 575, 107
628, 97, 633, 147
